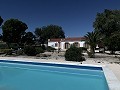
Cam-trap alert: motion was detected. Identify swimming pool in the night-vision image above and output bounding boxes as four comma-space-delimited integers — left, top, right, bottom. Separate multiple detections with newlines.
0, 60, 109, 90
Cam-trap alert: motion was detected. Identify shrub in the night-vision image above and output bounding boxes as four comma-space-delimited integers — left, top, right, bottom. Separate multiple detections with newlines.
65, 46, 85, 62
79, 47, 87, 53
87, 51, 95, 58
9, 43, 18, 50
0, 43, 8, 49
80, 47, 87, 51
46, 46, 56, 52
6, 49, 13, 55
35, 47, 44, 54
24, 46, 36, 56
41, 45, 46, 50
16, 49, 24, 55
0, 49, 13, 55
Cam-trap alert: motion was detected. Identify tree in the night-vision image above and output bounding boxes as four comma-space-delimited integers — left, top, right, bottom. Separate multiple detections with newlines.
34, 28, 45, 44
21, 32, 35, 45
105, 31, 120, 54
35, 25, 65, 44
0, 16, 3, 26
93, 9, 120, 36
85, 31, 100, 58
0, 16, 3, 41
2, 19, 28, 47
93, 9, 120, 53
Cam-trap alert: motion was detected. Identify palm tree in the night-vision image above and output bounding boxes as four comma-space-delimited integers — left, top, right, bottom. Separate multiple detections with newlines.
85, 31, 100, 58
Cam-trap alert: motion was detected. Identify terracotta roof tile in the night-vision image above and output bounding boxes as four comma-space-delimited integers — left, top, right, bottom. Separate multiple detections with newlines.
48, 37, 86, 42
48, 38, 62, 42
63, 37, 86, 42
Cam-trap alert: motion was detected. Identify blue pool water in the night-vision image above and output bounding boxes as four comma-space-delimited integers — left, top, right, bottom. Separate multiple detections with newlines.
0, 60, 109, 90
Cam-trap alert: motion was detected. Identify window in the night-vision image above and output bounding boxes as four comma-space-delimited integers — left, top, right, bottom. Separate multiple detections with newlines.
64, 42, 70, 49
73, 42, 80, 47
55, 43, 58, 47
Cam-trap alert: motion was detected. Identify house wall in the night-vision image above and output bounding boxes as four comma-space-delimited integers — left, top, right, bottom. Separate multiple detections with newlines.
80, 41, 85, 47
61, 42, 65, 50
48, 41, 86, 51
48, 42, 59, 49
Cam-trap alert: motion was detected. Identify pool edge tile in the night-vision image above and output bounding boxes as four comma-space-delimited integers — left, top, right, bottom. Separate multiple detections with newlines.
103, 66, 120, 90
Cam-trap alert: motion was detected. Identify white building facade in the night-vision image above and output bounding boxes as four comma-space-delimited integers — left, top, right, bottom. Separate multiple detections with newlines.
48, 37, 86, 51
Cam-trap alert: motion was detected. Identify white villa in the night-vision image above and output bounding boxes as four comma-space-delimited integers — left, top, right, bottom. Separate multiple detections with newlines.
48, 37, 87, 51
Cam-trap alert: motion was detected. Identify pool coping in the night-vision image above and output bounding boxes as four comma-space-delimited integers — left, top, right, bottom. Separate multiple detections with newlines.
0, 59, 120, 90
102, 66, 120, 90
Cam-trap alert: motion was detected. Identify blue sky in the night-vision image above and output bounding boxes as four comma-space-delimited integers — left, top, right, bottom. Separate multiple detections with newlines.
0, 0, 120, 37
